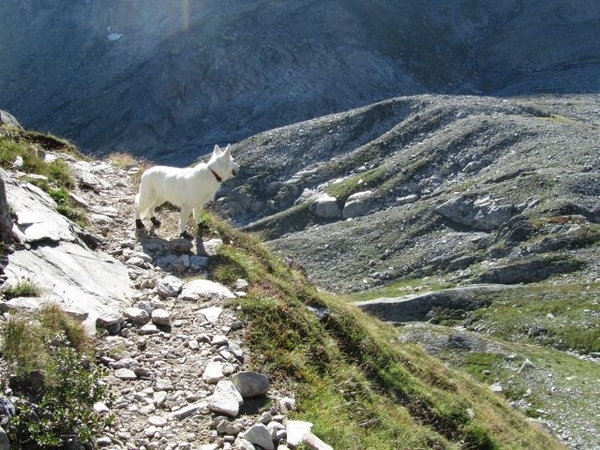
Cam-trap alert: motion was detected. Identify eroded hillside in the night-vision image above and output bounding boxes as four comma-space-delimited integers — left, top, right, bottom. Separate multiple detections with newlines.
222, 94, 600, 292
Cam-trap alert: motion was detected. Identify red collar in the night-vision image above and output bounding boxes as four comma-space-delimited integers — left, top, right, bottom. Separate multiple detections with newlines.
210, 168, 222, 183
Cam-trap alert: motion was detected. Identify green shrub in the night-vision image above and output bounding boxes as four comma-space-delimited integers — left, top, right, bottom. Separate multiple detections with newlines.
1, 304, 112, 448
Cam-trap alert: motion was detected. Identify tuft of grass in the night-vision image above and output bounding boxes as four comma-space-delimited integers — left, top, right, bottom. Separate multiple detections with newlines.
2, 277, 41, 299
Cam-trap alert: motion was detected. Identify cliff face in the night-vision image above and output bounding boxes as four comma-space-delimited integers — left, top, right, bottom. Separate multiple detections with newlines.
2, 1, 600, 164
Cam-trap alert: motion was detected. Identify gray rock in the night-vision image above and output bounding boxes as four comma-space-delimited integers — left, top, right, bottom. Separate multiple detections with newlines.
210, 380, 243, 417
242, 423, 274, 450
156, 275, 184, 298
124, 307, 150, 325
286, 420, 313, 447
179, 279, 235, 302
114, 368, 137, 380
343, 190, 375, 219
310, 193, 341, 220
151, 308, 171, 326
202, 361, 224, 384
229, 371, 270, 398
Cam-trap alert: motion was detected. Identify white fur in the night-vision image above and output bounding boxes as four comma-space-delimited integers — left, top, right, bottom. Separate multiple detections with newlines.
135, 144, 239, 235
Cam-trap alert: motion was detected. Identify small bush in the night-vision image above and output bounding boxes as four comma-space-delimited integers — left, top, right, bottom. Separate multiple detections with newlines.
1, 304, 112, 448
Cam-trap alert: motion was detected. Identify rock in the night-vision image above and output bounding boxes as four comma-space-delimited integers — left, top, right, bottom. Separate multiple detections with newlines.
303, 432, 334, 450
434, 195, 516, 231
310, 193, 342, 220
152, 308, 171, 326
203, 361, 225, 384
171, 401, 209, 420
230, 371, 270, 398
0, 110, 22, 128
179, 279, 235, 301
343, 190, 375, 219
518, 359, 536, 374
286, 420, 313, 447
124, 307, 150, 325
114, 368, 137, 380
210, 380, 244, 417
199, 306, 224, 323
1, 170, 133, 333
155, 378, 175, 391
156, 276, 185, 298
242, 423, 274, 450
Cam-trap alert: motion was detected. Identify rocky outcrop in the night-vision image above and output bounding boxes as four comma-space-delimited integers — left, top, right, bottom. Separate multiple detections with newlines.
0, 168, 133, 332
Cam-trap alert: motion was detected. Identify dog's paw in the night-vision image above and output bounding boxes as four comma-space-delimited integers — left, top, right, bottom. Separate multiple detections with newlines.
180, 230, 193, 240
135, 219, 145, 229
150, 217, 161, 228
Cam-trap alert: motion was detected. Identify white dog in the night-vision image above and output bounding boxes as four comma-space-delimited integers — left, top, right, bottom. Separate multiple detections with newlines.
135, 144, 239, 239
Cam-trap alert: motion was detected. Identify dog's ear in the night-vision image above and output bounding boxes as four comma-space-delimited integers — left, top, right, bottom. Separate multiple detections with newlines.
213, 144, 222, 155
223, 144, 231, 156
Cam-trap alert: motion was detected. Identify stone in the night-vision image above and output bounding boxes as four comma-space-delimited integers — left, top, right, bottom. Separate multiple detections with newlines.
302, 432, 334, 450
199, 306, 223, 323
152, 308, 171, 326
156, 275, 184, 298
170, 401, 208, 419
114, 368, 137, 380
203, 361, 225, 384
343, 190, 374, 219
286, 420, 313, 447
242, 423, 274, 450
124, 307, 151, 325
310, 193, 341, 219
179, 279, 235, 302
210, 380, 243, 417
229, 371, 270, 398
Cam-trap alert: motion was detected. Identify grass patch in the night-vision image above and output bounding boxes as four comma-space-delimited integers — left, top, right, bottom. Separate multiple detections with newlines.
2, 276, 41, 299
0, 127, 89, 225
207, 217, 564, 449
465, 283, 600, 353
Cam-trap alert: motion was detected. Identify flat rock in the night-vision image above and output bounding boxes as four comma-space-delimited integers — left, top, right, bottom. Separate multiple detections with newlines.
179, 279, 235, 301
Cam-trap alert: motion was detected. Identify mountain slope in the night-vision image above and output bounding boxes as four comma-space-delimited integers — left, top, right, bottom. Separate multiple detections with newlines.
222, 93, 600, 292
1, 1, 600, 163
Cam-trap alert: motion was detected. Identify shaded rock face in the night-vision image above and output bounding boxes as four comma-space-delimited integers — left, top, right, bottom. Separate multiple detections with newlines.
2, 1, 600, 164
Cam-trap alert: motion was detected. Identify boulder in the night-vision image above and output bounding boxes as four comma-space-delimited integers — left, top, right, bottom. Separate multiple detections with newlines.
310, 193, 342, 220
343, 190, 375, 219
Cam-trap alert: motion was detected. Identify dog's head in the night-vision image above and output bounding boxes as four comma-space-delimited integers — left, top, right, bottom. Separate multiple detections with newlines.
211, 144, 239, 181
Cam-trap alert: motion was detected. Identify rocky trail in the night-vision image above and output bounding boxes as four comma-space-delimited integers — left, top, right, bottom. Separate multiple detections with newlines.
0, 152, 332, 450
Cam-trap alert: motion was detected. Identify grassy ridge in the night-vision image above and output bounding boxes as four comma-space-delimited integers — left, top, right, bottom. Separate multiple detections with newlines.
204, 213, 565, 449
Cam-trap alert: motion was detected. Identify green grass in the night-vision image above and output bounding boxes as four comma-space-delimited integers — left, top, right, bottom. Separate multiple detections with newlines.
465, 283, 600, 353
0, 127, 88, 225
2, 277, 41, 299
203, 214, 565, 449
1, 304, 112, 448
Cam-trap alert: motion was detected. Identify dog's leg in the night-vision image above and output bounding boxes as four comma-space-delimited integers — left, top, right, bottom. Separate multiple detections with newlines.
179, 205, 192, 239
150, 216, 161, 228
193, 207, 208, 236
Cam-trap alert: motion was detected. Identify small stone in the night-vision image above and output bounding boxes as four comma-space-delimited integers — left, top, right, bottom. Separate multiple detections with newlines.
152, 308, 171, 326
202, 361, 224, 384
209, 380, 243, 417
148, 416, 168, 427
230, 371, 270, 398
139, 323, 160, 335
114, 368, 137, 380
242, 423, 274, 450
155, 378, 175, 391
